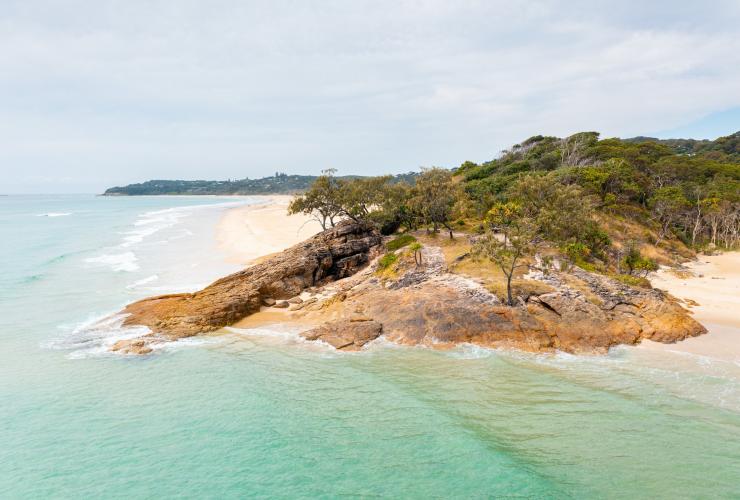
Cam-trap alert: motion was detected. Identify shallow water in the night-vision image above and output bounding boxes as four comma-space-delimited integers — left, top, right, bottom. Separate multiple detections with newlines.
1, 195, 739, 498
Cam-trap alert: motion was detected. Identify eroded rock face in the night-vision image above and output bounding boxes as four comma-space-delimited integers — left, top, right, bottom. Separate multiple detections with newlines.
121, 221, 382, 338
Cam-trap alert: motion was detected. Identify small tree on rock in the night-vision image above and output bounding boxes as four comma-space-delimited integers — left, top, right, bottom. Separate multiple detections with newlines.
473, 210, 539, 306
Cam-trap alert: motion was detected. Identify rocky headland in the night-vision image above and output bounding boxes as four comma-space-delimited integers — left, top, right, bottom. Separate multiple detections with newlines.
113, 221, 706, 355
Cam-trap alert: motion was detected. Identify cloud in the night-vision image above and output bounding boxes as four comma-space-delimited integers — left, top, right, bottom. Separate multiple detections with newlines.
0, 0, 739, 192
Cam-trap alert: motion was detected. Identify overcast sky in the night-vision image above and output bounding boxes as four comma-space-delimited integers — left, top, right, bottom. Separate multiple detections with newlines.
1, 1, 739, 193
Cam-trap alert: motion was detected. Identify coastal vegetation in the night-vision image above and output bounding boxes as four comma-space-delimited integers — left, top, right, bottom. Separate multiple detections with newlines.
289, 130, 739, 302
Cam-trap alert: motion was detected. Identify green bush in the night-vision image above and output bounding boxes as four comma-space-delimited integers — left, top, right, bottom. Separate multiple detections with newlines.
612, 273, 652, 288
386, 234, 416, 251
377, 252, 399, 270
622, 245, 658, 276
564, 242, 590, 262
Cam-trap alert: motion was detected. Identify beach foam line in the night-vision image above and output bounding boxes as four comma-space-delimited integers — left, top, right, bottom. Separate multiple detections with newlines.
120, 200, 251, 248
126, 274, 159, 289
85, 251, 139, 272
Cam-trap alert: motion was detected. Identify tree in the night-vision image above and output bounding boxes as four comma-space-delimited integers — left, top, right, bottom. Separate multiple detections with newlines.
649, 186, 689, 244
410, 168, 460, 238
409, 242, 423, 266
288, 169, 341, 230
337, 176, 392, 222
507, 173, 595, 244
473, 216, 539, 306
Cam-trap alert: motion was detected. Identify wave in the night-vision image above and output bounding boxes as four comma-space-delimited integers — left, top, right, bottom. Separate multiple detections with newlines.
43, 310, 229, 359
85, 251, 139, 272
121, 200, 247, 248
42, 312, 151, 358
36, 212, 71, 217
125, 274, 159, 289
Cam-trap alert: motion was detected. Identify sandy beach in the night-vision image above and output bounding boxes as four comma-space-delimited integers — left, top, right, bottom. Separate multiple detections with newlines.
216, 195, 323, 266
643, 252, 740, 362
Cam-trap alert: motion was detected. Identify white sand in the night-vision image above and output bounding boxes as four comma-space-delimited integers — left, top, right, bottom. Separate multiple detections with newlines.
216, 196, 323, 266
641, 252, 740, 362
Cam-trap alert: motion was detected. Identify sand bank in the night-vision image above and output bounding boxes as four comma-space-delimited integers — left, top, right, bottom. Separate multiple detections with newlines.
642, 252, 740, 362
216, 196, 323, 266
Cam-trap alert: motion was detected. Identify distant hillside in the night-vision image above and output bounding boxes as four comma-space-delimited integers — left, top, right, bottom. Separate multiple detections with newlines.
624, 131, 739, 160
104, 172, 419, 196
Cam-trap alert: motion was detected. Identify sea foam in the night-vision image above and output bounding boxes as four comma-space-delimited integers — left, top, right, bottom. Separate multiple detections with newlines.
85, 251, 139, 272
36, 212, 71, 217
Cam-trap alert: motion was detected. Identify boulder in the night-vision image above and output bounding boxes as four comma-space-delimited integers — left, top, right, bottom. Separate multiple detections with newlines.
301, 319, 383, 351
289, 297, 317, 311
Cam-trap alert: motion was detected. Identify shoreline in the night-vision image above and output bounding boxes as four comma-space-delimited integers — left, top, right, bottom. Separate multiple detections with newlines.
641, 252, 740, 362
216, 195, 323, 267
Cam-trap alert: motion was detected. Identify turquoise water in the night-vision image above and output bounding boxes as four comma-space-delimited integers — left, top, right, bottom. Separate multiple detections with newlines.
1, 195, 739, 498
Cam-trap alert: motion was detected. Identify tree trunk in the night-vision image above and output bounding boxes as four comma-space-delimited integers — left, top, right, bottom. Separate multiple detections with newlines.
505, 271, 514, 306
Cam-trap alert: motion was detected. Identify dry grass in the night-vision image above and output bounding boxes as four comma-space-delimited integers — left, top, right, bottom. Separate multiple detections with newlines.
414, 231, 472, 266
413, 231, 540, 294
597, 213, 694, 266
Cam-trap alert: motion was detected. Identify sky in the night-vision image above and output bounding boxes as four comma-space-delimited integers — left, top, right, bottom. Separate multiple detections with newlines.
1, 1, 739, 193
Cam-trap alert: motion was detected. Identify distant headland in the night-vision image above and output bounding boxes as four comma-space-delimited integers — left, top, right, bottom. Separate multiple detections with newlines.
102, 172, 419, 196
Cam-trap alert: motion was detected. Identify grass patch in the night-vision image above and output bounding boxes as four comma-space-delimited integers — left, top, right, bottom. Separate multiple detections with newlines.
610, 274, 652, 288
377, 252, 399, 270
386, 234, 416, 251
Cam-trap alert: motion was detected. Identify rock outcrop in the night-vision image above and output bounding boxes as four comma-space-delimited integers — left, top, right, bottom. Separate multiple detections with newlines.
117, 224, 706, 355
295, 246, 707, 354
121, 221, 382, 338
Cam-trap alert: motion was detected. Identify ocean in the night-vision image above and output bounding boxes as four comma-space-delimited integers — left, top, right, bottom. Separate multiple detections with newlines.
1, 194, 739, 498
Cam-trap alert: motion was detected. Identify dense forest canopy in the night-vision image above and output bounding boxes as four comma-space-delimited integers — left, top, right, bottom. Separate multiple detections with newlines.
457, 130, 739, 249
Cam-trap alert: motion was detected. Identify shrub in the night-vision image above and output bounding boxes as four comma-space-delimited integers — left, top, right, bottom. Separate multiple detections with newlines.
386, 234, 416, 251
622, 245, 658, 276
564, 242, 590, 262
612, 274, 652, 288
